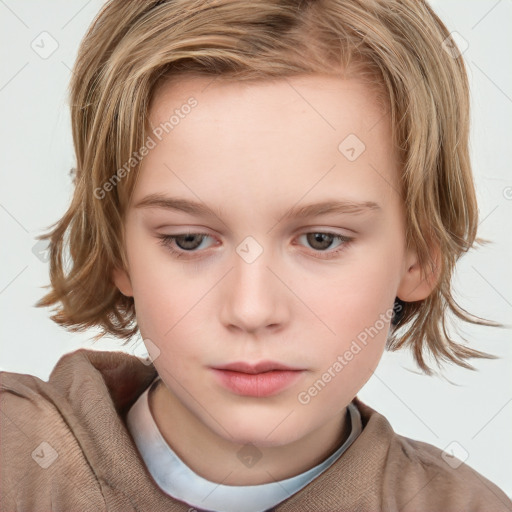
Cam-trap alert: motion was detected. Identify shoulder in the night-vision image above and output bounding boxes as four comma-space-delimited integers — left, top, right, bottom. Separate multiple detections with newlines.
0, 348, 157, 511
387, 434, 511, 511
0, 355, 106, 510
354, 399, 512, 511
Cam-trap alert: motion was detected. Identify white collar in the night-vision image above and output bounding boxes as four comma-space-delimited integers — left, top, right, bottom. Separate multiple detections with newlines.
126, 377, 362, 512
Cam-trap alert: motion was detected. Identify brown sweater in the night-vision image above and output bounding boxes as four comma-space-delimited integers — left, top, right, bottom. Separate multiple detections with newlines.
1, 348, 510, 512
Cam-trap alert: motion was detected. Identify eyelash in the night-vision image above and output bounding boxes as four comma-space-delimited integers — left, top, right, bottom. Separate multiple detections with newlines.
156, 231, 354, 260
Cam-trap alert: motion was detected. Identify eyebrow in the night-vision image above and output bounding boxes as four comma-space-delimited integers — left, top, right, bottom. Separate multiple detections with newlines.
134, 193, 381, 220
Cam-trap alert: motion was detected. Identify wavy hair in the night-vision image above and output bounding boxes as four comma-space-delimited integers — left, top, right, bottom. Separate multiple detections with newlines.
35, 0, 499, 373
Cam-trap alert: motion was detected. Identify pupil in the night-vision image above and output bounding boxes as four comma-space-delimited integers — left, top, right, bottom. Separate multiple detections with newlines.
308, 233, 333, 250
178, 234, 202, 250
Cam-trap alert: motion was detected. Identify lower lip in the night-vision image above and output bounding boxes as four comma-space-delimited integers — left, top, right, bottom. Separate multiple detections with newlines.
211, 369, 304, 397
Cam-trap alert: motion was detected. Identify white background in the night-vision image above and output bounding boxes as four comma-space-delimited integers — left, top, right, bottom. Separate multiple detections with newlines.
1, 0, 511, 499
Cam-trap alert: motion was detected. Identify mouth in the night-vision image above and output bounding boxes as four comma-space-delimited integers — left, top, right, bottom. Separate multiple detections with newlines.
210, 361, 306, 397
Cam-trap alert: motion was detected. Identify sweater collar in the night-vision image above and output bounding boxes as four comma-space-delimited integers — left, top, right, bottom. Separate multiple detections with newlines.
48, 348, 394, 511
126, 376, 363, 512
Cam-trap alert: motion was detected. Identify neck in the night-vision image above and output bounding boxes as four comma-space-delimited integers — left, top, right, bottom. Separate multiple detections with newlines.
149, 379, 350, 486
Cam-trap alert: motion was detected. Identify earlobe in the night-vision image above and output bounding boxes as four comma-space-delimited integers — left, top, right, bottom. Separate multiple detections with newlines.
112, 266, 134, 297
397, 247, 441, 302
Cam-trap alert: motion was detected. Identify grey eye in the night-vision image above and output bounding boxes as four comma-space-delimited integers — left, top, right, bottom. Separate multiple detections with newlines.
174, 234, 207, 250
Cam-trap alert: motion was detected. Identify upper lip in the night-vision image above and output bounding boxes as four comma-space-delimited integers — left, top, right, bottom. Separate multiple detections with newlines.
212, 361, 303, 374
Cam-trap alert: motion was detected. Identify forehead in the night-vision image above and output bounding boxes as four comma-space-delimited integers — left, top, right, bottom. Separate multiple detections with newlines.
134, 73, 399, 211
150, 73, 387, 135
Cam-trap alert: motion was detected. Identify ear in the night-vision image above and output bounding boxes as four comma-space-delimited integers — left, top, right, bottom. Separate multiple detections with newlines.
112, 266, 134, 297
396, 245, 441, 302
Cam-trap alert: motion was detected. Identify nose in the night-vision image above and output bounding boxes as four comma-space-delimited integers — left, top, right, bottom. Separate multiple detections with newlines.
219, 246, 289, 335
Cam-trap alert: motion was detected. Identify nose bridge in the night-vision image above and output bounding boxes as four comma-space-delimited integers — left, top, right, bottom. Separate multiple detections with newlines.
220, 236, 286, 332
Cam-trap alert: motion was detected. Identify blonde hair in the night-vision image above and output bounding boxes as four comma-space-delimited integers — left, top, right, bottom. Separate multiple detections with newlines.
36, 0, 498, 373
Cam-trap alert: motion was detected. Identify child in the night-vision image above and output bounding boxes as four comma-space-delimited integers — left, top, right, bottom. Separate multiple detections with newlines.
1, 0, 510, 510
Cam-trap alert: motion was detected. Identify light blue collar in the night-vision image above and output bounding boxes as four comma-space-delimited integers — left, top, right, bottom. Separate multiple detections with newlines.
126, 377, 362, 512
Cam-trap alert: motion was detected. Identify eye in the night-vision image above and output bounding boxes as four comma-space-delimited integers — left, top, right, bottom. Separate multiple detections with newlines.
296, 232, 353, 259
156, 233, 215, 257
156, 231, 353, 260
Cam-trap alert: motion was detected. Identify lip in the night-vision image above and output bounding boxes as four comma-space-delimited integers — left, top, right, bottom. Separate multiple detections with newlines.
212, 360, 302, 374
210, 361, 305, 397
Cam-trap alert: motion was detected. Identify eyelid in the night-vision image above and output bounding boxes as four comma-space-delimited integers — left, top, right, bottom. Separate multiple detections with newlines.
156, 229, 354, 260
293, 231, 354, 260
156, 232, 217, 255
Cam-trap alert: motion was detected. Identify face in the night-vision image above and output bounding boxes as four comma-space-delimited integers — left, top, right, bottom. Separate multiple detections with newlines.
114, 73, 426, 448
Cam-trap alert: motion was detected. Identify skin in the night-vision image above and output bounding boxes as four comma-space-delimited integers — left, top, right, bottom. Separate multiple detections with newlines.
113, 73, 435, 486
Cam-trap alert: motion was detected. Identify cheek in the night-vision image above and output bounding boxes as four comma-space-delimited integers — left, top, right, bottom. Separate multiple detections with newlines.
126, 242, 217, 373
126, 228, 195, 323
299, 241, 401, 386
317, 338, 386, 408
298, 277, 392, 408
125, 245, 180, 348
304, 252, 399, 340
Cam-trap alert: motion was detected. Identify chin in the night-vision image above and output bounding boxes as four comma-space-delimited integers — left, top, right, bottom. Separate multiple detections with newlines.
210, 412, 307, 448
231, 431, 303, 449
